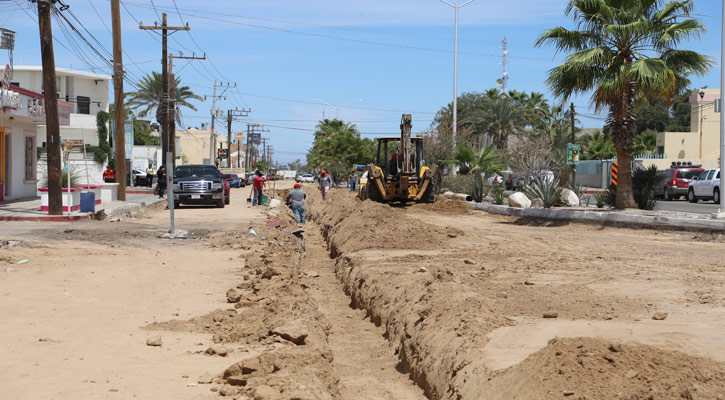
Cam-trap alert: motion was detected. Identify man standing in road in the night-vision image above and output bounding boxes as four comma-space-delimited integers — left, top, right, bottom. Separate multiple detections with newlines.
318, 169, 333, 200
348, 171, 358, 192
156, 165, 167, 198
287, 183, 307, 224
252, 170, 267, 206
145, 164, 155, 188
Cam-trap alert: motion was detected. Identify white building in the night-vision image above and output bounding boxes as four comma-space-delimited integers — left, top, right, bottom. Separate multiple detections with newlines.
9, 66, 111, 146
1, 80, 72, 201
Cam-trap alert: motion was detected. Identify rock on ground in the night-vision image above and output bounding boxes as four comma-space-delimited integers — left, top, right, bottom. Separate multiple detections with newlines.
206, 345, 230, 356
145, 336, 162, 346
560, 188, 580, 206
270, 320, 309, 345
508, 192, 531, 209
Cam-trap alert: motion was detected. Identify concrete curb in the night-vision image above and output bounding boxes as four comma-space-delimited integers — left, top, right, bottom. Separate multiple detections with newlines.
468, 202, 725, 232
0, 214, 91, 222
105, 197, 166, 220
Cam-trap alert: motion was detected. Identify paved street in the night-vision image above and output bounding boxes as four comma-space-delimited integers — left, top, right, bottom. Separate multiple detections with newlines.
656, 199, 722, 215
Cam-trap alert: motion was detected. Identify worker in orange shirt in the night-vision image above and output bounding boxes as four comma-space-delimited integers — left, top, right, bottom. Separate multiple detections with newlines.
103, 165, 116, 183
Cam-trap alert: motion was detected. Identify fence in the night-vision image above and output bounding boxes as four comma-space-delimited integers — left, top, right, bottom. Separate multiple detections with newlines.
574, 159, 645, 189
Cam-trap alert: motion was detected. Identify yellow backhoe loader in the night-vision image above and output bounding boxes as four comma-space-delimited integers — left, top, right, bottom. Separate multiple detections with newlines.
360, 114, 436, 203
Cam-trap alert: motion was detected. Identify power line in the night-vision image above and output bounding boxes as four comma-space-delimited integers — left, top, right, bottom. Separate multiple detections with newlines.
122, 1, 559, 63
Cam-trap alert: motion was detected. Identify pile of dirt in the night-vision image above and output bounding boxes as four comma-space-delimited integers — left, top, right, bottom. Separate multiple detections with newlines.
309, 190, 462, 257
484, 337, 725, 400
410, 196, 474, 215
147, 205, 341, 398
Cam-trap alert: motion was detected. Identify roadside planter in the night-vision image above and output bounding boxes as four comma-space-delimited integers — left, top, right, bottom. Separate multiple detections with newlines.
38, 187, 80, 212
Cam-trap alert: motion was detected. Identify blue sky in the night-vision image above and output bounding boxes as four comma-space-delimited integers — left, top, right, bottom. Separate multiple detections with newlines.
0, 0, 722, 164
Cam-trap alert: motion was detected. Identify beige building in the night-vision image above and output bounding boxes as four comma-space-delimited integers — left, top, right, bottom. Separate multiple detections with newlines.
654, 88, 721, 169
175, 128, 244, 167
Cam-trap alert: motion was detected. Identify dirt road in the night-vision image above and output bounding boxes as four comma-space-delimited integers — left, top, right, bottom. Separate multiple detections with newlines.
2, 183, 724, 399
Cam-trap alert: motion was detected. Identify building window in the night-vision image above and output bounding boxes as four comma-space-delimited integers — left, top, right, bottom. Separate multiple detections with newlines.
77, 96, 90, 114
25, 136, 36, 181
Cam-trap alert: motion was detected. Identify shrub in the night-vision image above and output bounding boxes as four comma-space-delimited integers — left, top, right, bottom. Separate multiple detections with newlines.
604, 165, 664, 210
593, 192, 607, 208
491, 185, 508, 205
441, 174, 476, 195
525, 175, 562, 208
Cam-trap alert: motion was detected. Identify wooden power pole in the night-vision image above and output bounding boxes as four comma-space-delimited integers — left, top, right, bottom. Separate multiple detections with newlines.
111, 0, 126, 200
36, 0, 62, 215
139, 14, 188, 169
226, 108, 250, 168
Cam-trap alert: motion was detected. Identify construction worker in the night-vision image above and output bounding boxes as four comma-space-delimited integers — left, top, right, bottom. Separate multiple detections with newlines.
287, 183, 307, 224
318, 169, 333, 200
103, 165, 116, 183
252, 170, 267, 206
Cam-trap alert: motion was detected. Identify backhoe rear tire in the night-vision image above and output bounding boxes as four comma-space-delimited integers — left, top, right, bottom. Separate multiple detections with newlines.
420, 181, 436, 204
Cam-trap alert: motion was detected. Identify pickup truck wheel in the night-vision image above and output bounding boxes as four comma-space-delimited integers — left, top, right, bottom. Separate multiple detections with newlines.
688, 188, 698, 203
714, 188, 720, 204
217, 199, 225, 208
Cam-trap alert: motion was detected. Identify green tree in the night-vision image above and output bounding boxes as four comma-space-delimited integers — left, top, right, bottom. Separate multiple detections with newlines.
537, 0, 711, 208
306, 119, 375, 181
125, 72, 203, 125
632, 131, 657, 155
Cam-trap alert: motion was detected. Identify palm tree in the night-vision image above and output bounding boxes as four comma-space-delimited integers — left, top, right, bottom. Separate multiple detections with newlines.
468, 96, 525, 150
125, 72, 203, 125
581, 131, 616, 160
536, 0, 711, 208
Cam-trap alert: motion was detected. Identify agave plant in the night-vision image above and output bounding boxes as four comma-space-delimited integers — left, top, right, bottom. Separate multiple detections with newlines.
525, 175, 562, 209
491, 185, 508, 205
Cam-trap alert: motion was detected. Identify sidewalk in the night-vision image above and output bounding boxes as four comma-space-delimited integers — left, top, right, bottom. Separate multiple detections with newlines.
0, 192, 165, 222
469, 202, 725, 232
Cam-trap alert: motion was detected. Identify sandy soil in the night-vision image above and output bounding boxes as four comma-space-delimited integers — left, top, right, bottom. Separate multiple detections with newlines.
2, 182, 724, 399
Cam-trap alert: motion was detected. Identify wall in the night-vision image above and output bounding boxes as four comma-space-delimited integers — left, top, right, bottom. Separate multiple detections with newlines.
1, 121, 39, 200
36, 125, 100, 147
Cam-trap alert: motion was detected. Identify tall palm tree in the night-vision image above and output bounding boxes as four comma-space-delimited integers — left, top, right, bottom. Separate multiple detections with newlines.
536, 0, 711, 208
125, 72, 203, 125
468, 96, 525, 150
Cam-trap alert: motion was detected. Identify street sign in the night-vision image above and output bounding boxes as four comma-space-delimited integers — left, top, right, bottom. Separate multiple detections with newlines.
218, 148, 228, 159
124, 120, 134, 159
567, 143, 580, 165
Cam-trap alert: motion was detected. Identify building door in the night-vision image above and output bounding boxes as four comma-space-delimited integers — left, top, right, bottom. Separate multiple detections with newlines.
1, 128, 9, 198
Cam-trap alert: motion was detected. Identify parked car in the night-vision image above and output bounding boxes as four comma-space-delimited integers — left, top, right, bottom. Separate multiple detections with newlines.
653, 165, 703, 200
487, 173, 504, 185
266, 174, 276, 181
173, 164, 226, 208
299, 174, 314, 183
131, 169, 149, 186
226, 173, 243, 188
687, 168, 721, 203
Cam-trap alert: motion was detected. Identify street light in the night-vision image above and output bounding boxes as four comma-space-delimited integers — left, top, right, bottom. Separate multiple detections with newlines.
700, 89, 705, 160
439, 0, 475, 137
718, 0, 725, 218
313, 98, 363, 119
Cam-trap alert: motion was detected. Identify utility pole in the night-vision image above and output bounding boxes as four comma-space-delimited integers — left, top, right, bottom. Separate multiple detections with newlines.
168, 52, 205, 169
245, 124, 266, 170
226, 108, 250, 169
35, 0, 62, 215
139, 13, 189, 170
206, 81, 234, 165
570, 102, 576, 187
111, 0, 126, 200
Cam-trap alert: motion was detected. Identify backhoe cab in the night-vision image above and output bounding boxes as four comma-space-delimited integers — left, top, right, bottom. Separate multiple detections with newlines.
361, 114, 436, 203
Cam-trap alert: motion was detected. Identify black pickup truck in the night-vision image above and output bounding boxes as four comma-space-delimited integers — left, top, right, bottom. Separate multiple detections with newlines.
173, 164, 226, 208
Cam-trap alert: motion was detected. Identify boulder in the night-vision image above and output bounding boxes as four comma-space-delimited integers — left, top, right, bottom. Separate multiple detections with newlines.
560, 188, 580, 206
146, 336, 162, 347
530, 198, 544, 208
508, 192, 531, 209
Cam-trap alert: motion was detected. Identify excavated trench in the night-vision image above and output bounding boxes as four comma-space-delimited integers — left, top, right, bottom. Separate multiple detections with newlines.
307, 190, 725, 400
